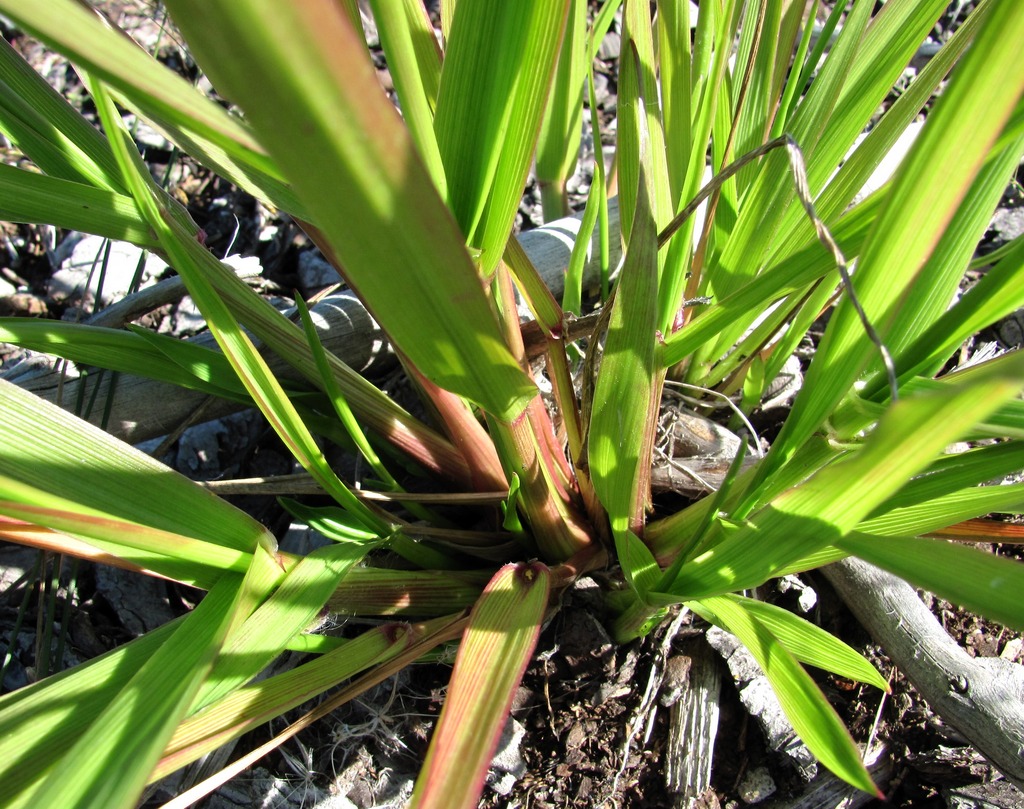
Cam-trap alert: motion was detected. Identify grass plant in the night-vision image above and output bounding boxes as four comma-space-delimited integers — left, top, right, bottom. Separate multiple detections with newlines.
0, 0, 1023, 805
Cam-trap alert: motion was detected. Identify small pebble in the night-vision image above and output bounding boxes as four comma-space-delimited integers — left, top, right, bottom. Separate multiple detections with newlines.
738, 766, 776, 804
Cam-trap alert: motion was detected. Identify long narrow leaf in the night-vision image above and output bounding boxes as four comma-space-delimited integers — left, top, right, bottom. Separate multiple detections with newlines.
155, 620, 411, 780
719, 595, 889, 691
759, 0, 1024, 480
92, 76, 394, 536
20, 571, 246, 808
587, 114, 662, 591
0, 0, 279, 180
0, 617, 181, 805
666, 355, 1024, 599
0, 36, 122, 190
0, 319, 246, 401
366, 0, 445, 193
434, 0, 570, 272
411, 562, 550, 809
0, 164, 154, 247
837, 534, 1024, 632
535, 0, 586, 221
161, 0, 536, 421
694, 596, 879, 795
0, 380, 269, 552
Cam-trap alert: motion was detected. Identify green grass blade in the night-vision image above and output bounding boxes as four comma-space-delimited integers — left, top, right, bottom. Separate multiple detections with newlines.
796, 0, 949, 201
191, 542, 377, 712
717, 595, 889, 691
91, 75, 395, 535
562, 163, 603, 315
0, 379, 269, 552
281, 498, 457, 570
411, 562, 550, 809
293, 295, 401, 490
0, 36, 122, 190
161, 0, 535, 421
536, 0, 586, 221
859, 485, 1024, 539
813, 0, 985, 229
587, 119, 661, 589
756, 1, 1024, 480
328, 566, 488, 616
0, 476, 250, 580
694, 596, 879, 795
366, 0, 445, 194
666, 355, 1024, 599
659, 183, 881, 368
730, 0, 786, 195
434, 0, 570, 272
704, 0, 874, 308
862, 442, 1024, 523
156, 621, 410, 779
657, 0, 692, 208
857, 138, 1024, 397
0, 0, 274, 173
0, 164, 153, 246
617, 2, 673, 244
0, 618, 182, 805
837, 534, 1024, 632
0, 319, 246, 401
868, 136, 1024, 369
21, 571, 247, 808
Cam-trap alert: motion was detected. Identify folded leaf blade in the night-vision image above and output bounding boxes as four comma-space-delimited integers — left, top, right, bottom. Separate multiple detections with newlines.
411, 562, 550, 809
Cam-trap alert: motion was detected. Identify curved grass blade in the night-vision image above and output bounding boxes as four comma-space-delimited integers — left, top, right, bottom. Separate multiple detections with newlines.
0, 0, 274, 175
91, 75, 394, 537
161, 0, 535, 421
665, 355, 1024, 599
0, 476, 250, 582
189, 541, 379, 715
19, 570, 247, 809
758, 0, 1024, 480
411, 562, 550, 809
0, 379, 269, 552
154, 621, 409, 780
0, 35, 122, 190
0, 319, 246, 401
536, 0, 586, 221
0, 616, 183, 805
0, 164, 153, 246
837, 534, 1024, 632
716, 595, 889, 691
693, 595, 880, 796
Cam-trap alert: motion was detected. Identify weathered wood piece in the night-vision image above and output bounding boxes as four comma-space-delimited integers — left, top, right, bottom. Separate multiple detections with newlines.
6, 201, 622, 444
823, 558, 1024, 790
663, 638, 723, 809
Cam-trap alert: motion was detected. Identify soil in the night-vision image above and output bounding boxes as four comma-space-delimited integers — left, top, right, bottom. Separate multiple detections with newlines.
2, 3, 1024, 809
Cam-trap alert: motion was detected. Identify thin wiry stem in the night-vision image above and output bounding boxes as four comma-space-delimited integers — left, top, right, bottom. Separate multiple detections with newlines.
782, 135, 899, 403
657, 135, 900, 404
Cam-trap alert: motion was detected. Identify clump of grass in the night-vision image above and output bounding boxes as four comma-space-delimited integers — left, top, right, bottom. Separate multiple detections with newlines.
0, 1, 1022, 807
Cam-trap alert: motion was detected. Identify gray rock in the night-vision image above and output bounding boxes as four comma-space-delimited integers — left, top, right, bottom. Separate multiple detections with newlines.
488, 716, 527, 793
738, 766, 777, 804
298, 250, 342, 291
944, 780, 1024, 809
598, 31, 620, 60
95, 566, 177, 636
51, 235, 167, 308
990, 207, 1024, 244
